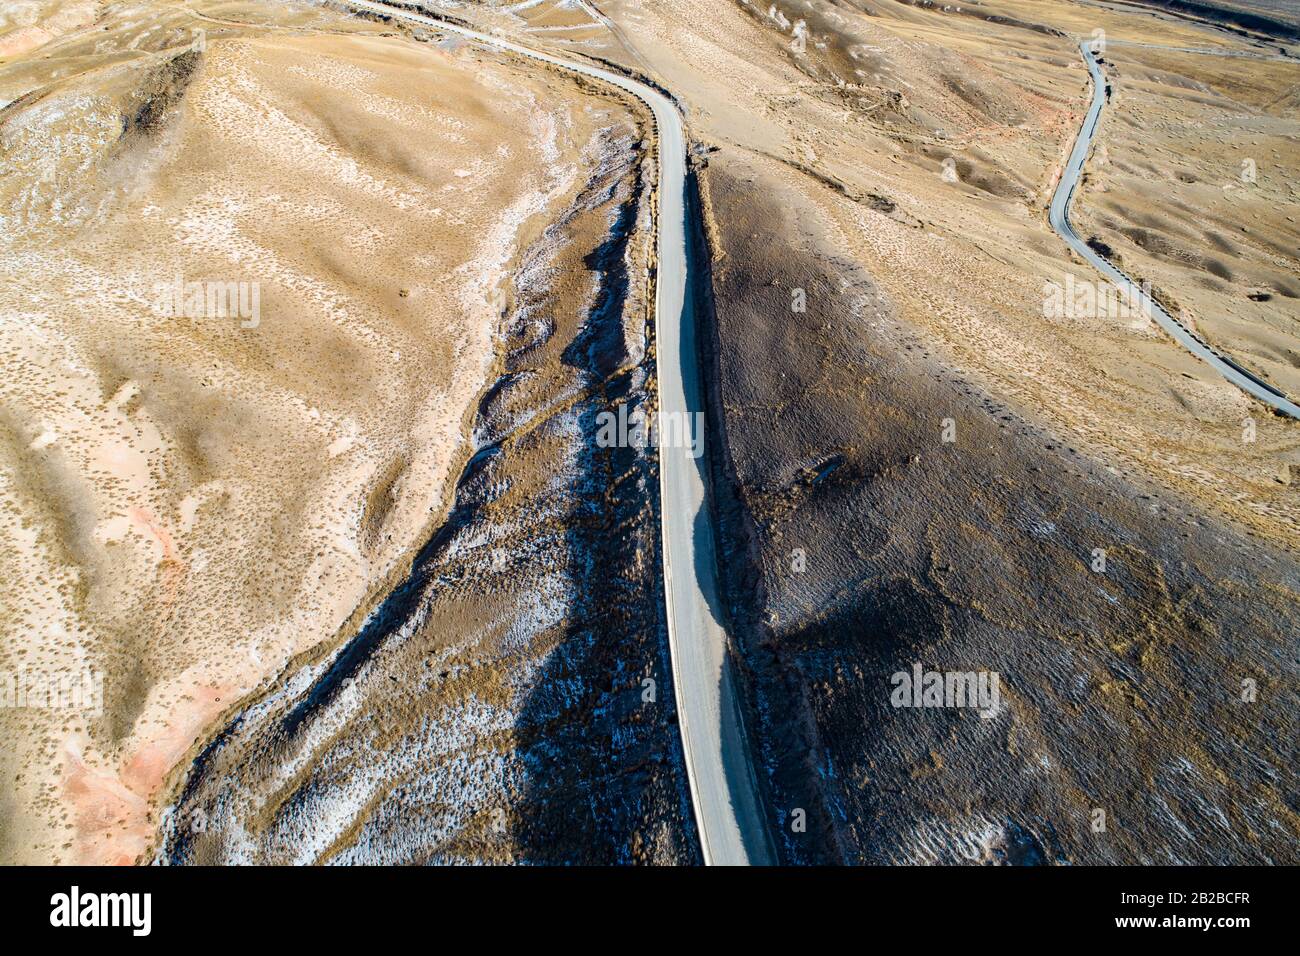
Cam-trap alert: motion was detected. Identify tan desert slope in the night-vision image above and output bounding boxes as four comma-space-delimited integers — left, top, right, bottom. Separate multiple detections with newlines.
0, 0, 637, 863
514, 0, 1300, 544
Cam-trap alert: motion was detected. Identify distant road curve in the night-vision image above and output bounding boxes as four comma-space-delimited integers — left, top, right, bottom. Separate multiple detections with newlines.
1049, 40, 1300, 419
339, 0, 776, 865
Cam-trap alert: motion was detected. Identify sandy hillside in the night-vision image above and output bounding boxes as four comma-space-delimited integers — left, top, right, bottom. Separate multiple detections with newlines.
0, 0, 633, 864
158, 105, 695, 866
0, 0, 99, 59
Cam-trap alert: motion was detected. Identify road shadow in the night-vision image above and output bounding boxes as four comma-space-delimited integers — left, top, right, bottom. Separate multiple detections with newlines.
507, 145, 699, 864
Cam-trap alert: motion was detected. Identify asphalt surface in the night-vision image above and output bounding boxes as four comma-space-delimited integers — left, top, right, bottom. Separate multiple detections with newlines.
341, 0, 776, 865
1049, 40, 1300, 418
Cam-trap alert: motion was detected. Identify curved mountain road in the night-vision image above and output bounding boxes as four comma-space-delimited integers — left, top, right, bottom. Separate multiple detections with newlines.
341, 0, 775, 865
1050, 40, 1300, 419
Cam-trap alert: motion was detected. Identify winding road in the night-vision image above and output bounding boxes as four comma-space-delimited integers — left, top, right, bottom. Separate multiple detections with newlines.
341, 0, 775, 865
1050, 39, 1300, 419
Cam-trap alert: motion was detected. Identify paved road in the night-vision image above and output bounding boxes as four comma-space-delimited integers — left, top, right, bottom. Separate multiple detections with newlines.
341, 0, 775, 865
1050, 40, 1300, 418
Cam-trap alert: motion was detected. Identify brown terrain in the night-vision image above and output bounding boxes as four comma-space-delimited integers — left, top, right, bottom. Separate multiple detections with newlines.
463, 0, 1300, 862
635, 0, 1298, 863
2, 0, 1296, 865
156, 30, 694, 861
0, 0, 690, 864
